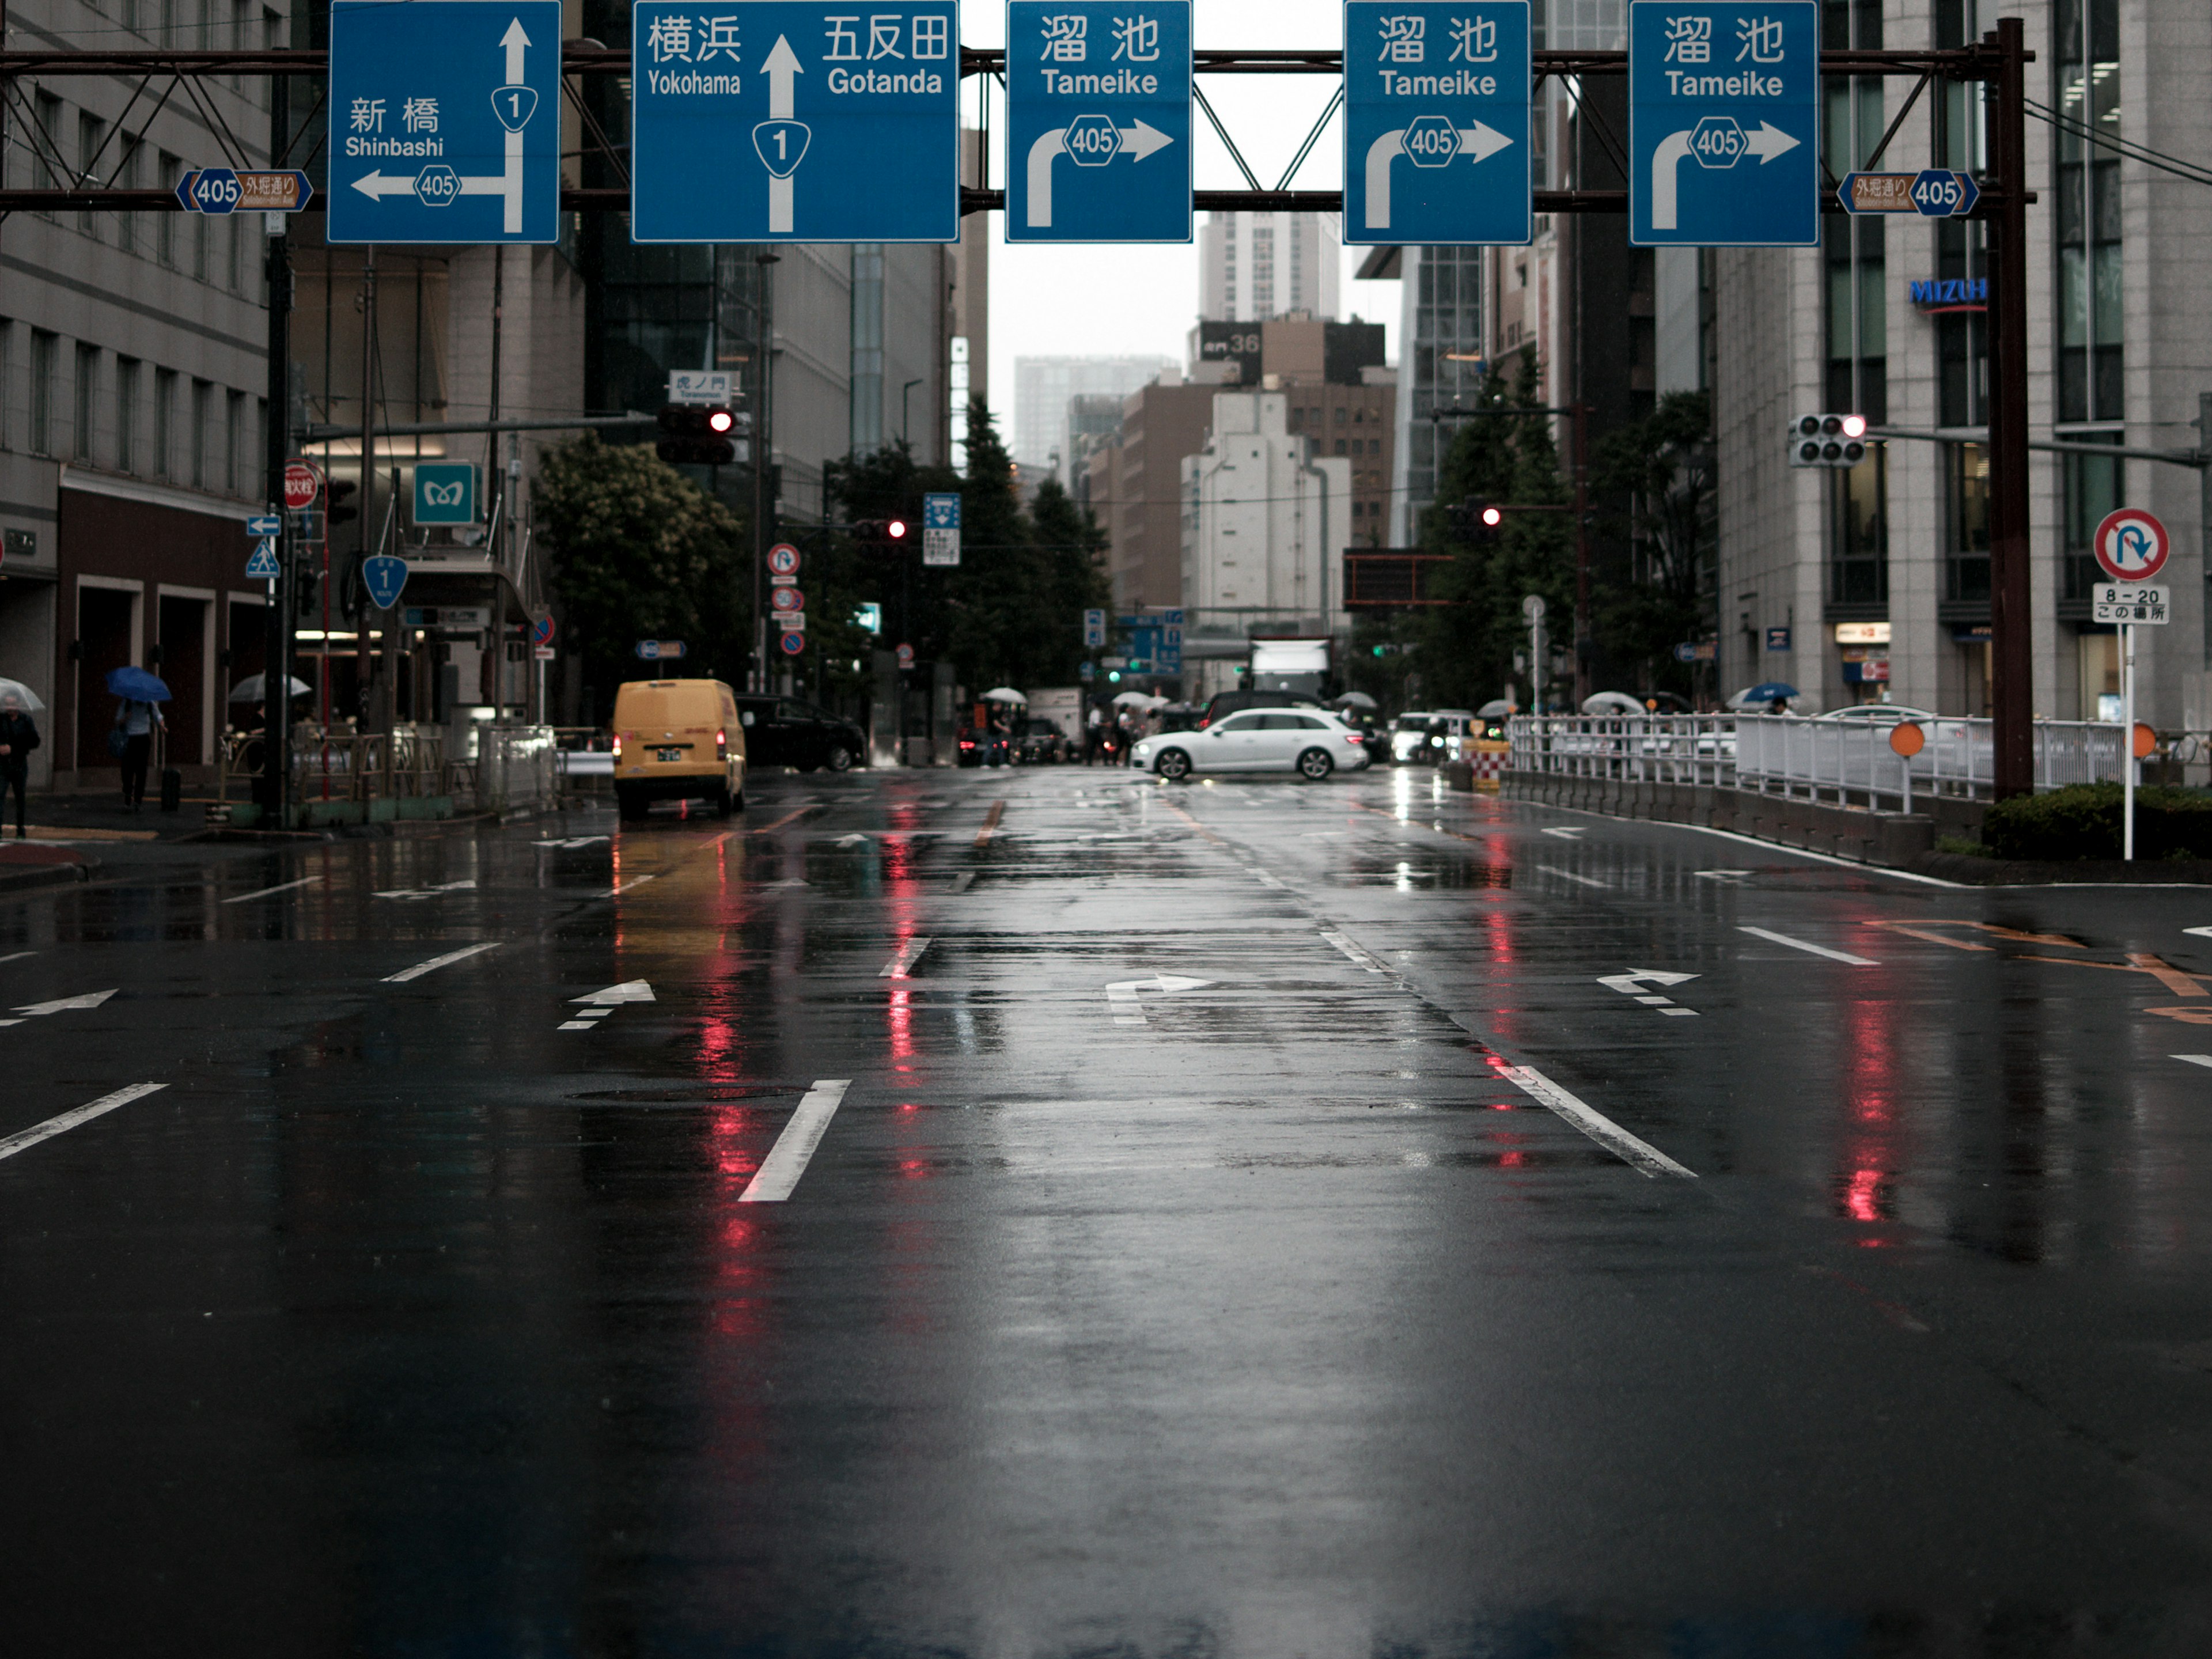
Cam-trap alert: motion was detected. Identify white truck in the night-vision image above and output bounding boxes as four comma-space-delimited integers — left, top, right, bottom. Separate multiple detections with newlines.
1028, 687, 1084, 747
1247, 637, 1334, 696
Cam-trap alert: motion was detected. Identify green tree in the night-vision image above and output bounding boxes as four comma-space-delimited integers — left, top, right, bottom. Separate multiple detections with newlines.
533, 436, 748, 704
1590, 390, 1715, 701
1025, 474, 1113, 685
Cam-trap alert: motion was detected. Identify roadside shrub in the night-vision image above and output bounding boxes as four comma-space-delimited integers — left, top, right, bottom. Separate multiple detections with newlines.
1981, 782, 2212, 861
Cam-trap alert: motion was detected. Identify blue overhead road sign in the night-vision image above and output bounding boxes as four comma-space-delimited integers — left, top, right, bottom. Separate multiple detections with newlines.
631, 2, 960, 243
328, 1, 560, 244
1006, 2, 1190, 241
1629, 0, 1816, 247
1343, 1, 1531, 246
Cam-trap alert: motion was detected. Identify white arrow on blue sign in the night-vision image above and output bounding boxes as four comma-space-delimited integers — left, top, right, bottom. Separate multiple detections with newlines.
1006, 1, 1191, 243
631, 2, 960, 243
1343, 1, 1531, 246
362, 554, 410, 610
1630, 0, 1817, 248
245, 515, 282, 536
328, 1, 561, 244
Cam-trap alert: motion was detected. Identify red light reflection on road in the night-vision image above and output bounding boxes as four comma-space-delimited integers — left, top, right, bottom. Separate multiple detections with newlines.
1836, 994, 1903, 1232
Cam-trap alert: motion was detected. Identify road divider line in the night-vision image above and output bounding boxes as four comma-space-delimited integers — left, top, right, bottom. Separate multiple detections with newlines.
0, 951, 36, 965
974, 800, 1006, 849
753, 804, 817, 835
1738, 925, 1879, 965
740, 1078, 853, 1202
2175, 1054, 2212, 1070
603, 874, 658, 898
880, 937, 933, 978
221, 874, 321, 905
0, 1082, 167, 1164
384, 942, 499, 983
1536, 865, 1609, 888
1320, 928, 1386, 974
1501, 1065, 1696, 1180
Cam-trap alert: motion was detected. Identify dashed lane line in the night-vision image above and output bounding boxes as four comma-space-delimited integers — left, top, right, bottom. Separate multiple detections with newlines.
1536, 865, 1609, 888
1497, 1064, 1698, 1180
879, 937, 933, 978
382, 943, 499, 983
0, 1083, 167, 1165
221, 874, 321, 905
1738, 925, 1880, 966
739, 1079, 853, 1202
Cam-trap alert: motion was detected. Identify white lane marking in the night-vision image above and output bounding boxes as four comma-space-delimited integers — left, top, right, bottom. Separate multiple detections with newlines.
534, 835, 609, 849
373, 878, 477, 900
1104, 973, 1214, 1027
739, 1078, 854, 1202
1536, 865, 1609, 887
2175, 1054, 2212, 1070
879, 937, 933, 978
1598, 969, 1698, 993
1634, 994, 1672, 1004
603, 874, 657, 897
574, 980, 654, 1006
2184, 927, 2212, 940
0, 951, 36, 965
948, 870, 976, 892
1320, 929, 1386, 974
1250, 868, 1287, 889
834, 832, 871, 848
0, 1082, 167, 1164
1738, 925, 1880, 965
1540, 827, 1585, 840
221, 874, 321, 905
383, 942, 499, 983
1658, 1006, 1699, 1016
11, 989, 118, 1016
1694, 869, 1750, 880
1501, 1065, 1696, 1180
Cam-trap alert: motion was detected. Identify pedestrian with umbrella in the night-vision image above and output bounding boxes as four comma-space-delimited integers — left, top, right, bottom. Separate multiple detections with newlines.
0, 681, 40, 839
107, 664, 170, 812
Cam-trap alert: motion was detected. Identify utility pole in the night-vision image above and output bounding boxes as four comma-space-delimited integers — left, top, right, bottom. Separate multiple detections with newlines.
357, 246, 378, 726
261, 66, 291, 828
1571, 402, 1590, 706
751, 252, 779, 692
1984, 18, 2033, 799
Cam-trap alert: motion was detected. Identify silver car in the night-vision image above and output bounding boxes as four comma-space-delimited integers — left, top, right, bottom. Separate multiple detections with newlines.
1136, 709, 1374, 781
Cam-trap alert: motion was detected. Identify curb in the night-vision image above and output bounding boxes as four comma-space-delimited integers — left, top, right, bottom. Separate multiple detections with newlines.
0, 853, 99, 893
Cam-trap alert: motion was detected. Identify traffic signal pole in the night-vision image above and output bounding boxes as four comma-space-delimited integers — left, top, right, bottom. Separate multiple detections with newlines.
261, 65, 290, 828
1984, 18, 2033, 800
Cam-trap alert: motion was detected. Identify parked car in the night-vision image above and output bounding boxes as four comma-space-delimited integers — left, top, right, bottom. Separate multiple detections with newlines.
1013, 717, 1073, 764
1196, 689, 1328, 729
730, 695, 866, 772
956, 724, 1010, 767
612, 677, 747, 820
1134, 709, 1373, 781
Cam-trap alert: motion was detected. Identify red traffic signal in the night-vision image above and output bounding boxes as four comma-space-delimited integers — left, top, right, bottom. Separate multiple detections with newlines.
657, 404, 738, 466
852, 517, 912, 549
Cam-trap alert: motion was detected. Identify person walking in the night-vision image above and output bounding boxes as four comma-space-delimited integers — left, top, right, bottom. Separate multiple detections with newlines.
113, 693, 163, 812
0, 692, 37, 839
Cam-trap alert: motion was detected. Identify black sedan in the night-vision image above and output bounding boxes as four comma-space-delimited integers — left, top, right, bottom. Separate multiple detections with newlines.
732, 696, 866, 772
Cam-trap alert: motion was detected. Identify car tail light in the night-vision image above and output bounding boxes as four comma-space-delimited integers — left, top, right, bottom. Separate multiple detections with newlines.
612, 733, 623, 758
715, 729, 728, 759
1344, 733, 1362, 745
1197, 716, 1211, 729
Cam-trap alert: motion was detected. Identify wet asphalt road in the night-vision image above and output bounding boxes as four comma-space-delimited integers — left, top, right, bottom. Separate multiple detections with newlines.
6, 766, 2212, 1655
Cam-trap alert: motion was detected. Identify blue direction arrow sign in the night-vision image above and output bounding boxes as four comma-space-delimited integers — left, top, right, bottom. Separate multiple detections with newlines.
362, 554, 410, 610
245, 540, 281, 579
328, 1, 561, 244
1630, 0, 1817, 247
1343, 1, 1531, 245
245, 514, 282, 536
631, 2, 960, 243
1006, 2, 1190, 242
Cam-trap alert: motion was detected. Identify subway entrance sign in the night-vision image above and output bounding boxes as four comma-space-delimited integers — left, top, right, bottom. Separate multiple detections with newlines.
1630, 1, 1817, 247
630, 2, 960, 243
1006, 1, 1190, 241
1343, 1, 1531, 246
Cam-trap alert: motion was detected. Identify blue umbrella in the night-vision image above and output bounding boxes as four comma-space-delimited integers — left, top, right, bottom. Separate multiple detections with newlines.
1733, 681, 1800, 708
105, 665, 172, 702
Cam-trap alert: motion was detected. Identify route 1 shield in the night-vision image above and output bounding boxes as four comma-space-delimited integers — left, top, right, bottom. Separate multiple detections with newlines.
1006, 1, 1192, 243
1629, 0, 1817, 247
1343, 1, 1531, 246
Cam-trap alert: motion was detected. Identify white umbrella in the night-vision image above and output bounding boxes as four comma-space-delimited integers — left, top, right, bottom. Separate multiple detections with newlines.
980, 686, 1028, 703
1581, 691, 1646, 715
1111, 689, 1151, 706
228, 673, 312, 703
0, 676, 46, 712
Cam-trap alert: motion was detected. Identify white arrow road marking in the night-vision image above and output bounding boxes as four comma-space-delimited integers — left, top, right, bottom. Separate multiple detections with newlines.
1025, 128, 1067, 226
740, 1078, 852, 1202
1500, 1065, 1696, 1179
834, 833, 871, 848
1650, 130, 1694, 230
1599, 968, 1700, 1015
0, 1083, 166, 1164
1105, 973, 1214, 1027
1363, 130, 1405, 227
2175, 1055, 2212, 1070
1743, 120, 1801, 163
383, 942, 498, 983
763, 35, 802, 230
222, 874, 321, 904
1738, 925, 1878, 966
561, 979, 654, 1031
12, 989, 119, 1017
879, 937, 932, 978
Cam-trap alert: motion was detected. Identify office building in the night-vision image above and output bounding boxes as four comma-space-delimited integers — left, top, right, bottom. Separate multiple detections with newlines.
1010, 355, 1176, 471
1198, 213, 1339, 323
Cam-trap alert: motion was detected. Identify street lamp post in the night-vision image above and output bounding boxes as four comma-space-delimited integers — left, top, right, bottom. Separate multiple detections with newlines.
751, 252, 779, 693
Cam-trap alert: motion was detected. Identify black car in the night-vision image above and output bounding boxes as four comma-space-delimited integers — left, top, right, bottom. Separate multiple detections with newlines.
1196, 690, 1327, 729
732, 695, 866, 772
1013, 718, 1071, 764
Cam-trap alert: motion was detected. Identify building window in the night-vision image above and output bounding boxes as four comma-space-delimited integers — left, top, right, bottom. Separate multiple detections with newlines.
29, 330, 56, 453
116, 357, 141, 472
33, 93, 65, 213
2059, 435, 2123, 607
1944, 442, 1990, 608
849, 243, 884, 455
1828, 448, 1888, 607
153, 368, 176, 477
226, 390, 245, 494
77, 111, 107, 238
2054, 0, 2121, 423
191, 378, 211, 487
115, 136, 143, 254
157, 153, 181, 265
74, 343, 99, 460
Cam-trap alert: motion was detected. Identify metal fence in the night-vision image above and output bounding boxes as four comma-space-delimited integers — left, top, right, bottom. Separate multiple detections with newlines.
1509, 713, 2135, 811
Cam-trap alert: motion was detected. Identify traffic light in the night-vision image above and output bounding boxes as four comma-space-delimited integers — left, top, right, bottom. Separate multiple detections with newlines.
657, 403, 738, 466
1788, 412, 1869, 468
1447, 499, 1505, 545
851, 517, 911, 550
327, 478, 359, 528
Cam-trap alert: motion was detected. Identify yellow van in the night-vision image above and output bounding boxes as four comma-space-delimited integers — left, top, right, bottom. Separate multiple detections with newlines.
611, 678, 747, 820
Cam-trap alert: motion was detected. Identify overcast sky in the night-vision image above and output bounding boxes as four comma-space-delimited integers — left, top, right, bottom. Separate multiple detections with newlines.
965, 0, 1404, 418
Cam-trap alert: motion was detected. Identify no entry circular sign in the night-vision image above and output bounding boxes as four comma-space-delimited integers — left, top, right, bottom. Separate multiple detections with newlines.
2093, 507, 2169, 582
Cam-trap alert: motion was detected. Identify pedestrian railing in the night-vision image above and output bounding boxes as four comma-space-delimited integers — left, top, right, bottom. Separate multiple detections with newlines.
1510, 713, 2135, 812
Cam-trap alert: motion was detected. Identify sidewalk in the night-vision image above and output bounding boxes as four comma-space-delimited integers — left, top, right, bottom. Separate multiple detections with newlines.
17, 792, 199, 843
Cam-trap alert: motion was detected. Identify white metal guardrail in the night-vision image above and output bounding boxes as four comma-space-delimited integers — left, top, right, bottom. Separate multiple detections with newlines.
1509, 713, 2133, 810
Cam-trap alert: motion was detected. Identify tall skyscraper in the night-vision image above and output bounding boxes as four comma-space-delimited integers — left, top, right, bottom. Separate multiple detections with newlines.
1198, 213, 1339, 324
1010, 356, 1177, 470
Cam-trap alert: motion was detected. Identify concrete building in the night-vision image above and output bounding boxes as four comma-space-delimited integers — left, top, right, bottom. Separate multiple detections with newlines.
1064, 393, 1124, 502
1089, 378, 1214, 612
1198, 213, 1339, 323
1712, 0, 2211, 724
1179, 391, 1353, 698
0, 0, 283, 790
1009, 354, 1176, 471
